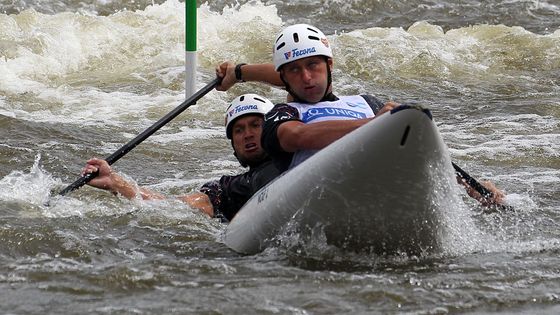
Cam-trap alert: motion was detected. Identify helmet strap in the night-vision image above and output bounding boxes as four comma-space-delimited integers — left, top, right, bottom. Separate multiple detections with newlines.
325, 57, 333, 100
279, 74, 300, 102
231, 140, 249, 168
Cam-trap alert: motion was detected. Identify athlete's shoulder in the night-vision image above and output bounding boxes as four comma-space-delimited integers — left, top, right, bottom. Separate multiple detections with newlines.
264, 103, 300, 123
360, 94, 385, 114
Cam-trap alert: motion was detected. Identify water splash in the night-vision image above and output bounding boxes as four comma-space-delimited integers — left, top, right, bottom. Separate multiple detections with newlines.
0, 154, 58, 209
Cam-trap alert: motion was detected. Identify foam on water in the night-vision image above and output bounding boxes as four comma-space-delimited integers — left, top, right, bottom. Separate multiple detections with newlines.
147, 126, 223, 144
0, 154, 58, 208
0, 0, 558, 260
1, 1, 558, 128
0, 153, 220, 225
0, 0, 286, 136
334, 21, 560, 93
0, 153, 128, 218
0, 1, 559, 313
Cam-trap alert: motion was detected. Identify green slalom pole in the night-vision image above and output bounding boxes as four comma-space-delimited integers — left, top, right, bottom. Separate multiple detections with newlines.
185, 0, 197, 98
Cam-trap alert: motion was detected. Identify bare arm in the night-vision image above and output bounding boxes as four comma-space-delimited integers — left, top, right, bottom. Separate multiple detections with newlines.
277, 119, 372, 152
277, 102, 398, 152
82, 158, 164, 200
83, 158, 214, 216
215, 62, 284, 91
457, 176, 506, 208
176, 193, 214, 217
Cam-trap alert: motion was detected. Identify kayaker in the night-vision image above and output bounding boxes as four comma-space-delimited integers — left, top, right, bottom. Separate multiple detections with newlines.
81, 94, 281, 222
214, 24, 506, 208
218, 24, 397, 172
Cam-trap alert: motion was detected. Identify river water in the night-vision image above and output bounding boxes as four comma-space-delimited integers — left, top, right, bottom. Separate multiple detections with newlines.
1, 0, 559, 314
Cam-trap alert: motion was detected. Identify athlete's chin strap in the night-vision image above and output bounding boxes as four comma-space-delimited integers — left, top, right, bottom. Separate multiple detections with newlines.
233, 150, 249, 168
280, 57, 333, 103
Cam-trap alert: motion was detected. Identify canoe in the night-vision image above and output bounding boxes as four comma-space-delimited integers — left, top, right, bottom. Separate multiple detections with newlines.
225, 105, 454, 255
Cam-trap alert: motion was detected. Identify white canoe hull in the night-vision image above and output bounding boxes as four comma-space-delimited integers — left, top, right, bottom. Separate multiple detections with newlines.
225, 106, 453, 255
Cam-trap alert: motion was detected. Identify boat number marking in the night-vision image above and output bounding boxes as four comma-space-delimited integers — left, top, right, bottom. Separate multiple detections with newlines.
257, 187, 269, 204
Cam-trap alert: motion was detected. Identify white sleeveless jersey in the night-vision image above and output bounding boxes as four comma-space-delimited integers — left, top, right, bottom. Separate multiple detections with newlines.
290, 95, 374, 123
289, 95, 375, 168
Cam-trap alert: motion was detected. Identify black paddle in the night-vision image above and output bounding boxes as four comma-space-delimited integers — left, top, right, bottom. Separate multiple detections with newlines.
57, 77, 221, 197
452, 162, 513, 211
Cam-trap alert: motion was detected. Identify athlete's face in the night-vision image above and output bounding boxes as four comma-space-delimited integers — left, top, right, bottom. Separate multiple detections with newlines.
231, 115, 267, 166
280, 56, 332, 104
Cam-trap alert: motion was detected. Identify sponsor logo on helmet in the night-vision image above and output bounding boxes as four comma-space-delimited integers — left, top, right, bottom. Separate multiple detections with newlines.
229, 104, 259, 118
283, 47, 317, 60
321, 38, 329, 48
283, 51, 292, 60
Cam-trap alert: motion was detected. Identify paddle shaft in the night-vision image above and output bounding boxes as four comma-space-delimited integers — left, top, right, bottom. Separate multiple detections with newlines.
58, 77, 220, 196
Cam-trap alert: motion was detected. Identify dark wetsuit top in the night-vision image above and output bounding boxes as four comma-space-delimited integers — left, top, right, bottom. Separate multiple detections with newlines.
261, 93, 385, 172
200, 159, 280, 222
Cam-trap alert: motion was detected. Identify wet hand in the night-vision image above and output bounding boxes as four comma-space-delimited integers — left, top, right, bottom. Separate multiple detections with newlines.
478, 180, 506, 207
81, 158, 114, 190
460, 178, 506, 209
377, 101, 400, 116
215, 61, 237, 91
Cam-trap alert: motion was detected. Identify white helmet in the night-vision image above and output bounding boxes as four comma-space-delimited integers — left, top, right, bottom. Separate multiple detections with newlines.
273, 24, 333, 71
224, 94, 274, 139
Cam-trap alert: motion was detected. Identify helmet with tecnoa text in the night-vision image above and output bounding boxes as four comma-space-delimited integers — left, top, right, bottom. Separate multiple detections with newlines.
224, 94, 274, 139
272, 24, 333, 71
